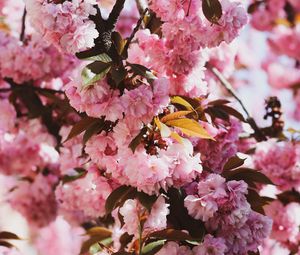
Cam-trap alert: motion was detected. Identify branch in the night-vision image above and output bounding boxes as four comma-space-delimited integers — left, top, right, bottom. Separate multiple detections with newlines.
123, 8, 148, 55
207, 64, 267, 141
107, 0, 126, 30
20, 8, 27, 42
135, 0, 147, 15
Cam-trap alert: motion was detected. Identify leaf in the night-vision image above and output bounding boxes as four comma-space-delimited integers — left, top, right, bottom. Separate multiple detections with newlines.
118, 233, 134, 251
143, 11, 163, 36
127, 63, 157, 80
223, 156, 246, 171
85, 61, 112, 74
148, 229, 199, 241
167, 188, 206, 239
129, 127, 147, 153
81, 65, 111, 89
111, 66, 127, 86
171, 96, 194, 111
65, 116, 98, 142
0, 232, 21, 240
83, 119, 105, 144
0, 241, 13, 248
277, 190, 300, 205
154, 117, 171, 138
222, 168, 274, 185
246, 189, 273, 215
208, 99, 231, 106
84, 53, 112, 63
112, 31, 127, 56
202, 0, 222, 24
141, 240, 165, 255
221, 105, 245, 122
80, 227, 112, 254
62, 168, 87, 184
105, 186, 137, 214
160, 111, 193, 123
136, 192, 158, 212
165, 119, 214, 140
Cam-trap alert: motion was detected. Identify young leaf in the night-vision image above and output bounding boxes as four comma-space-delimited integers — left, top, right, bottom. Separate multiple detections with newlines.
160, 111, 193, 123
171, 96, 195, 111
222, 168, 274, 185
136, 192, 158, 212
165, 118, 214, 140
223, 156, 246, 171
127, 63, 157, 80
83, 119, 105, 144
111, 66, 128, 86
80, 227, 112, 254
129, 127, 147, 153
85, 61, 112, 74
105, 186, 137, 214
81, 65, 111, 89
0, 232, 21, 240
148, 229, 199, 241
0, 241, 13, 248
202, 0, 223, 24
84, 53, 112, 63
65, 116, 98, 142
141, 240, 165, 255
62, 168, 87, 184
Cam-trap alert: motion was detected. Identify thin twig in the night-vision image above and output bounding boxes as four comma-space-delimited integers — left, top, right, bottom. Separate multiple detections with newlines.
123, 8, 148, 54
207, 64, 267, 141
20, 8, 27, 42
135, 0, 147, 15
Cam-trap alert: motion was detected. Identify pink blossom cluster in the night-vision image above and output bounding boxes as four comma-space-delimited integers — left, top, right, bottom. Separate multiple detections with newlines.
7, 172, 58, 228
196, 119, 242, 173
254, 140, 300, 191
55, 166, 113, 223
25, 0, 99, 54
0, 32, 76, 84
184, 174, 272, 254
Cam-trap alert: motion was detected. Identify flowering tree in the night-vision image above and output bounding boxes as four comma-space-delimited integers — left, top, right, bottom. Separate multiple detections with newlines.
0, 0, 299, 254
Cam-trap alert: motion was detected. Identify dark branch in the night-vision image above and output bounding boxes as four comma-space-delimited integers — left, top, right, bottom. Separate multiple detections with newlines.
20, 8, 27, 42
123, 8, 148, 55
107, 0, 126, 30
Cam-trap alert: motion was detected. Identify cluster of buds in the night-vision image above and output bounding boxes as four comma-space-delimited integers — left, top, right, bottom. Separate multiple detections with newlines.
264, 96, 284, 136
142, 129, 168, 155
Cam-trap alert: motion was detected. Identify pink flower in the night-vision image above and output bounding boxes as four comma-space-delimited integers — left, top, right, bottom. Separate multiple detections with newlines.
35, 217, 85, 255
193, 235, 227, 255
254, 140, 300, 191
156, 241, 193, 255
55, 168, 113, 223
7, 173, 58, 228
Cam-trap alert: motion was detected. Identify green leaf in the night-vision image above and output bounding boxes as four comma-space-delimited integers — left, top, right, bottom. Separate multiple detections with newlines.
129, 127, 147, 153
65, 116, 98, 142
83, 119, 105, 144
84, 53, 112, 63
148, 229, 199, 242
105, 186, 137, 214
222, 168, 274, 185
141, 240, 165, 255
127, 63, 157, 80
0, 232, 21, 240
62, 168, 87, 184
81, 65, 111, 89
223, 156, 246, 171
202, 0, 222, 24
